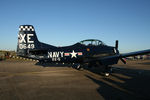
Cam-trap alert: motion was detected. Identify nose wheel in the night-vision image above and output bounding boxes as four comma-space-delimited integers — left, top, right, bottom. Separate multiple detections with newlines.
104, 65, 112, 77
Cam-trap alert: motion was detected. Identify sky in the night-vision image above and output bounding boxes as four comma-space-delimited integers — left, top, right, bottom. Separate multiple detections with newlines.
0, 0, 150, 53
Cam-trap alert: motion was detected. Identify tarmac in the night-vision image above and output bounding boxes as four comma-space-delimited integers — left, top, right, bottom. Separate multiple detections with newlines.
0, 59, 150, 100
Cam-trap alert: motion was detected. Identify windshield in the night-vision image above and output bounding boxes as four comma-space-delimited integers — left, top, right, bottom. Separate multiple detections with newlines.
79, 39, 106, 46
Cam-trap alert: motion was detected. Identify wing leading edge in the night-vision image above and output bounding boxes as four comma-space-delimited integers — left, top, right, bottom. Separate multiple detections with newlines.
120, 49, 150, 58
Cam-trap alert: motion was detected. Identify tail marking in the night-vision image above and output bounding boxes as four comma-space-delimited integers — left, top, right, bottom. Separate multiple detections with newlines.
18, 25, 36, 49
19, 25, 34, 31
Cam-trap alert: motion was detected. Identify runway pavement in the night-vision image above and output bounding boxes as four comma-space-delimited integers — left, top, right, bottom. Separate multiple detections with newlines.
0, 59, 150, 100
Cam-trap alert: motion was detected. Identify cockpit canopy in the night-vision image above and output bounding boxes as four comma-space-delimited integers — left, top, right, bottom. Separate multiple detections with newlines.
79, 39, 106, 46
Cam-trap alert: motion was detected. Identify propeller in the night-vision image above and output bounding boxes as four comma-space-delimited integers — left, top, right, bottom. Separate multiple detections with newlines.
120, 58, 126, 64
115, 40, 126, 64
115, 40, 118, 50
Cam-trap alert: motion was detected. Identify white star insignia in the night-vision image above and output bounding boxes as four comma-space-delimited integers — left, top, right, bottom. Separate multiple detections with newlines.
70, 50, 77, 58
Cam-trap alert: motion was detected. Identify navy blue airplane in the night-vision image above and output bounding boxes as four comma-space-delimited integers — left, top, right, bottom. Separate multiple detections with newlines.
17, 25, 150, 76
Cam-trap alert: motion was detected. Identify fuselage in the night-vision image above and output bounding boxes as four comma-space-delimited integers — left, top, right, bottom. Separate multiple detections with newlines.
26, 42, 117, 64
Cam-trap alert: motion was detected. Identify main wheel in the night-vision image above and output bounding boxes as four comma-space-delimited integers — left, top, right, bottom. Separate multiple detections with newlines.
76, 64, 81, 70
104, 72, 110, 77
72, 63, 82, 70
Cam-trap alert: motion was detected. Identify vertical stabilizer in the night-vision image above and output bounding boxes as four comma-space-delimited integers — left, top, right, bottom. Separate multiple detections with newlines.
17, 25, 40, 56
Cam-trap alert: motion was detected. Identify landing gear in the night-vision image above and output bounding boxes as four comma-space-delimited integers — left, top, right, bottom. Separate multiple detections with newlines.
76, 64, 81, 70
39, 60, 44, 64
72, 63, 82, 70
87, 62, 113, 77
104, 73, 110, 77
104, 65, 112, 77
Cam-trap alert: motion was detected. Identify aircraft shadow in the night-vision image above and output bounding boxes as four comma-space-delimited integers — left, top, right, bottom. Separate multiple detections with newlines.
35, 62, 150, 100
84, 67, 150, 100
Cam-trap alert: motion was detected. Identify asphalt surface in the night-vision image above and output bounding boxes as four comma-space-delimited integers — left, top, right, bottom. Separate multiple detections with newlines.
0, 59, 150, 100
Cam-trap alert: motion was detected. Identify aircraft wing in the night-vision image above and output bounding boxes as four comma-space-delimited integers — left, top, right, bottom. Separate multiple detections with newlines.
120, 49, 150, 58
88, 49, 150, 65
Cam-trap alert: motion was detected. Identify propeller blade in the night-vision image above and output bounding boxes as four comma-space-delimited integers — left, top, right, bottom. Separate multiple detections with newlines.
120, 58, 126, 64
115, 40, 118, 49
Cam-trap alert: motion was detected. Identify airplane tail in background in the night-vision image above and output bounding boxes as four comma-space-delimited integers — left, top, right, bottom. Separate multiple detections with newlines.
17, 25, 41, 56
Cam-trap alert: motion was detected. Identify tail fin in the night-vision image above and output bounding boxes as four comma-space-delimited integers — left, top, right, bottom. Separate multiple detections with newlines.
17, 25, 40, 56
